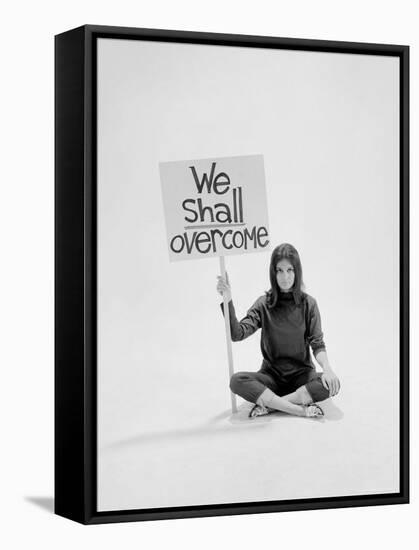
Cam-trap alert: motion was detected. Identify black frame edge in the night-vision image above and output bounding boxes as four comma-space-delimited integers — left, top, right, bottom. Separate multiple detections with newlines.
400, 45, 410, 503
87, 24, 408, 54
54, 25, 88, 525
84, 25, 97, 524
85, 493, 408, 524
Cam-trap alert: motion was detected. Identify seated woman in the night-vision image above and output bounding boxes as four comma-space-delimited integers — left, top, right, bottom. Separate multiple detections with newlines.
217, 243, 340, 418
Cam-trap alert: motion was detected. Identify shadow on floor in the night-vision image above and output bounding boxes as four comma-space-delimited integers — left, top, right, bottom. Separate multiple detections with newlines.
102, 406, 272, 451
320, 399, 345, 421
102, 399, 344, 452
25, 496, 54, 514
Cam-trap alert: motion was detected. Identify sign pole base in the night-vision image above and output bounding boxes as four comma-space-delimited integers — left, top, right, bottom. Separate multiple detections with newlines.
220, 256, 237, 414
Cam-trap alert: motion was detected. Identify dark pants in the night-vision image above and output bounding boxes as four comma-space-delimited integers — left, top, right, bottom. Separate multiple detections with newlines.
230, 368, 330, 404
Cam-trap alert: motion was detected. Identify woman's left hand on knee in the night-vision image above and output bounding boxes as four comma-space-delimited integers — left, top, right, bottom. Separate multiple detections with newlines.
321, 370, 340, 397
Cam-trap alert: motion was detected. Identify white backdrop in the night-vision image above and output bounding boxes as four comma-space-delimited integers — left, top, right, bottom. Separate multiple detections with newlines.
97, 38, 399, 510
1, 0, 417, 549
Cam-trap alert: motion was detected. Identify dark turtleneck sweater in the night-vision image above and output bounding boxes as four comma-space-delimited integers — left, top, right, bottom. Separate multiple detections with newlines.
221, 291, 326, 380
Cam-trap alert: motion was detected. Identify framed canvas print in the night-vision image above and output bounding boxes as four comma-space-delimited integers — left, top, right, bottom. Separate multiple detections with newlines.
55, 25, 409, 524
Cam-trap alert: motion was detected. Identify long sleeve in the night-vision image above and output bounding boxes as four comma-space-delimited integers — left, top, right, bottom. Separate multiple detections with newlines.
220, 298, 262, 341
306, 298, 326, 356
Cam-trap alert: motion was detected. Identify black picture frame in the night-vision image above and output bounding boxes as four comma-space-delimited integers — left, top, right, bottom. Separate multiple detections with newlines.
55, 24, 409, 524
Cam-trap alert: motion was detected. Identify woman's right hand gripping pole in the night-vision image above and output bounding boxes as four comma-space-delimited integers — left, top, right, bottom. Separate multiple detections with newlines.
216, 272, 232, 302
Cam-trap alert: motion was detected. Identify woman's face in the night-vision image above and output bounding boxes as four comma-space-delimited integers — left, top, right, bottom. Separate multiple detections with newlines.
275, 259, 295, 292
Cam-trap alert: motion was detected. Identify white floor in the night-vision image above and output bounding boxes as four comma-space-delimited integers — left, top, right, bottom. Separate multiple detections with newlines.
98, 363, 399, 511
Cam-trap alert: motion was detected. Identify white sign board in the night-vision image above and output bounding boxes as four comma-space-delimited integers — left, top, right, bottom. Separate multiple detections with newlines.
159, 155, 270, 261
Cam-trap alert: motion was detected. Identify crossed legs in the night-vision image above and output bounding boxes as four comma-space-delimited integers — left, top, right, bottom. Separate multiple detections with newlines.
282, 385, 314, 405
230, 370, 330, 417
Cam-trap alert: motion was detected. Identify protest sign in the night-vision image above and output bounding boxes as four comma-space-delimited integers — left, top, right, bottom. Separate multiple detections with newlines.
159, 155, 270, 262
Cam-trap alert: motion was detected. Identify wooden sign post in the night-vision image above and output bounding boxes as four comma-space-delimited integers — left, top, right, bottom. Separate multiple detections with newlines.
219, 255, 237, 413
159, 154, 270, 413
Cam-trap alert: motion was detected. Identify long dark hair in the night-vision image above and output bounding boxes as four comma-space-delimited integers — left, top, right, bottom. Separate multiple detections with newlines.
266, 243, 305, 308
